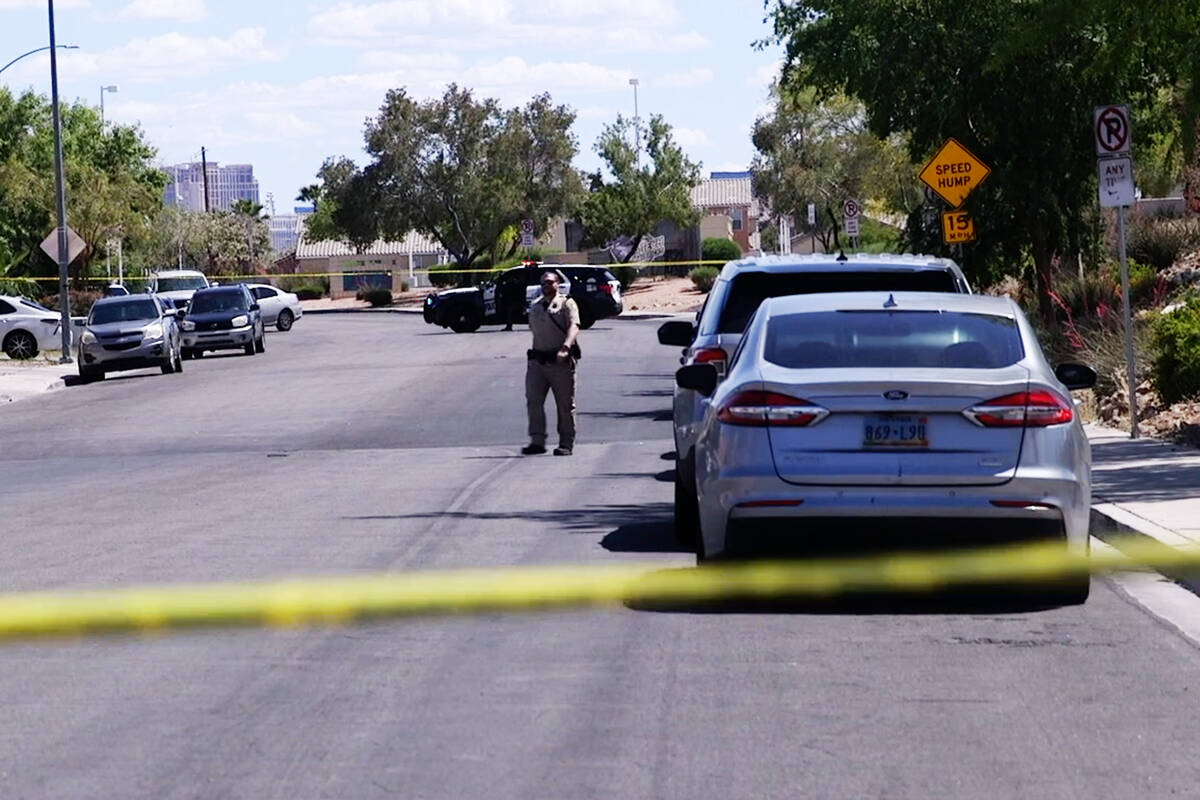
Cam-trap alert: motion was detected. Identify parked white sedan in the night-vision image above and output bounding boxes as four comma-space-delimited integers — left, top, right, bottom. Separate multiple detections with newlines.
0, 295, 64, 359
247, 284, 303, 331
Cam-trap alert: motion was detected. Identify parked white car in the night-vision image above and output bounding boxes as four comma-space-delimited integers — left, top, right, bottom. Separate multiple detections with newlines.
246, 284, 303, 331
0, 295, 64, 359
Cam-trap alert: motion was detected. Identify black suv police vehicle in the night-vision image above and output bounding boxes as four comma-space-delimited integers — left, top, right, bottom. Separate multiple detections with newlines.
423, 262, 623, 333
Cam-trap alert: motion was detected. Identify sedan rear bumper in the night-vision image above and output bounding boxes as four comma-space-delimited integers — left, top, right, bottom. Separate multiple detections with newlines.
699, 471, 1089, 559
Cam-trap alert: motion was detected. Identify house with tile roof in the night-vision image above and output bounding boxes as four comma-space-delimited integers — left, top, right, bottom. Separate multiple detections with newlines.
689, 171, 762, 255
293, 223, 449, 297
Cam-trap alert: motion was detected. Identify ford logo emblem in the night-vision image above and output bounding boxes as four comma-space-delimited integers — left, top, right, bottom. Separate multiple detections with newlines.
883, 390, 908, 400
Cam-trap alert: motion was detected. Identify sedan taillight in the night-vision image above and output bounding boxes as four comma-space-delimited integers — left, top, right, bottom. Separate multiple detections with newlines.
964, 390, 1073, 428
692, 347, 727, 376
717, 390, 829, 427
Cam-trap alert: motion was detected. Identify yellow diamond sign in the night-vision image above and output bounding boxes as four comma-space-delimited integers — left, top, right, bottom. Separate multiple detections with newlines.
919, 138, 991, 208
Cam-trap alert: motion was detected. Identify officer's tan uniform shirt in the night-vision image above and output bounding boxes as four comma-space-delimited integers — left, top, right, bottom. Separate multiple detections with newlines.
528, 293, 580, 351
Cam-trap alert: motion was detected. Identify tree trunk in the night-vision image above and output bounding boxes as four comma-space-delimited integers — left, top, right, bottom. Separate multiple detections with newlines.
1030, 227, 1056, 328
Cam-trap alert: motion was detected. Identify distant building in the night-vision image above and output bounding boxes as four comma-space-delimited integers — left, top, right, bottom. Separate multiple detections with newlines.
294, 221, 449, 297
267, 212, 311, 255
163, 162, 260, 212
690, 170, 762, 254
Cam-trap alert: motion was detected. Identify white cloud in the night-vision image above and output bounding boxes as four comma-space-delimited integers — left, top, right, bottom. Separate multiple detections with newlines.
117, 0, 206, 22
466, 57, 630, 92
92, 28, 284, 81
0, 0, 87, 7
747, 60, 782, 88
305, 1, 702, 52
672, 126, 710, 149
655, 68, 713, 89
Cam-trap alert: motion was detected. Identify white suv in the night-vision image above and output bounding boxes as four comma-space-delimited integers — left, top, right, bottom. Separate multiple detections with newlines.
148, 269, 210, 310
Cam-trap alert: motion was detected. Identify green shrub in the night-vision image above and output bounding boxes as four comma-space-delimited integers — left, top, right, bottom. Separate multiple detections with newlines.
1152, 299, 1200, 404
612, 265, 639, 292
356, 285, 393, 307
1107, 258, 1159, 303
1127, 216, 1200, 271
277, 275, 328, 299
701, 237, 742, 264
688, 266, 719, 292
428, 263, 465, 288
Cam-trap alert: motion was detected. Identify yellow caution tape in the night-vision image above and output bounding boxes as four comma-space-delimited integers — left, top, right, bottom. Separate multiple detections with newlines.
0, 537, 1194, 641
20, 259, 729, 283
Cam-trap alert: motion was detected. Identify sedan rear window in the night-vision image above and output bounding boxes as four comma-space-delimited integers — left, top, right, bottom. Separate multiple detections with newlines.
718, 270, 960, 334
765, 310, 1024, 369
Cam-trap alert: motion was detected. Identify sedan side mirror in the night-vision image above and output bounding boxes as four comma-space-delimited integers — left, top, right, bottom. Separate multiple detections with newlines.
250, 303, 260, 311
676, 363, 719, 397
658, 320, 696, 347
1055, 363, 1097, 391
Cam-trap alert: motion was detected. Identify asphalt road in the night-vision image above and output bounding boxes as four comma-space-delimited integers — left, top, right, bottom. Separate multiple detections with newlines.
1, 313, 1199, 798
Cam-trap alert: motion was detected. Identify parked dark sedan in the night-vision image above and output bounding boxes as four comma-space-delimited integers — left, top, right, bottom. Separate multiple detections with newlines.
179, 284, 265, 358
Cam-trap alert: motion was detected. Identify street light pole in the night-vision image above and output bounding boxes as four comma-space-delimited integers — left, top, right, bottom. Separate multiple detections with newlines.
47, 0, 72, 361
0, 43, 77, 76
100, 84, 118, 126
628, 77, 640, 168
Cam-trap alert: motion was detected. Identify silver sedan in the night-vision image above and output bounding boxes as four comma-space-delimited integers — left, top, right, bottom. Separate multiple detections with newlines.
675, 291, 1096, 602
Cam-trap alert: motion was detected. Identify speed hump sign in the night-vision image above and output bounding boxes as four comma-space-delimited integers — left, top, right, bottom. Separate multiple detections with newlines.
941, 211, 975, 244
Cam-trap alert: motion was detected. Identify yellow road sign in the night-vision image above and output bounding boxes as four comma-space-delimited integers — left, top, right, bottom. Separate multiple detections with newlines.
941, 211, 976, 244
920, 138, 991, 208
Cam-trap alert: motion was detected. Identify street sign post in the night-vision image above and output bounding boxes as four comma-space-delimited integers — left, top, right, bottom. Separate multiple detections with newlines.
940, 211, 975, 244
1094, 104, 1138, 439
1098, 156, 1135, 208
807, 203, 816, 253
39, 225, 86, 267
1094, 105, 1131, 157
919, 138, 991, 208
843, 199, 860, 244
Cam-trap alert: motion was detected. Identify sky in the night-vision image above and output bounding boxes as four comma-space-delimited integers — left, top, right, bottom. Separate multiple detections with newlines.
0, 0, 783, 214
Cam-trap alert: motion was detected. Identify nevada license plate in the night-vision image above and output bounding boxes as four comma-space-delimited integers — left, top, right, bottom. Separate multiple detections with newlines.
863, 415, 929, 447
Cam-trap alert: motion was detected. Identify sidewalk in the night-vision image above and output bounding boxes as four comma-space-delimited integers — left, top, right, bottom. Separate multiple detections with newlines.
1087, 423, 1200, 549
0, 358, 76, 404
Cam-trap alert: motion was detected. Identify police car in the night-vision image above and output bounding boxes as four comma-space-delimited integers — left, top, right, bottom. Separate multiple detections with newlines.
423, 262, 622, 333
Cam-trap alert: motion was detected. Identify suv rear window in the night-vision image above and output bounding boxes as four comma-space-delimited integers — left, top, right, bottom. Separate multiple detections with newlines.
716, 270, 960, 334
764, 310, 1024, 369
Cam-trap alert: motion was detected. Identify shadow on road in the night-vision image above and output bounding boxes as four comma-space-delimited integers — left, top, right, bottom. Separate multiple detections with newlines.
626, 567, 1077, 615
344, 502, 676, 534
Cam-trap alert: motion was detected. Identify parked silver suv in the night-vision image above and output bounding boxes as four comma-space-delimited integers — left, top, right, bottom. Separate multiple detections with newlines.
657, 252, 972, 542
77, 295, 183, 382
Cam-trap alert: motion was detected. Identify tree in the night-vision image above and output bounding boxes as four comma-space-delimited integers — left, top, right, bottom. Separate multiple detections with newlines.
0, 88, 166, 286
762, 0, 1200, 322
295, 183, 322, 210
317, 85, 582, 270
751, 86, 917, 252
579, 114, 701, 262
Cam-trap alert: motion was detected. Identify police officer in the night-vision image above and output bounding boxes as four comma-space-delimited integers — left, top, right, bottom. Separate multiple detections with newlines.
521, 270, 579, 456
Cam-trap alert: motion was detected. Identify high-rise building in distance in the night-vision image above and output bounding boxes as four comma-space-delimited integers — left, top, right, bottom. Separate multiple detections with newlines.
162, 162, 260, 212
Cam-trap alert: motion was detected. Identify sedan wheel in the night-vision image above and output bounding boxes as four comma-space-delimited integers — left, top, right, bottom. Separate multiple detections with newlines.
276, 309, 294, 332
3, 330, 38, 360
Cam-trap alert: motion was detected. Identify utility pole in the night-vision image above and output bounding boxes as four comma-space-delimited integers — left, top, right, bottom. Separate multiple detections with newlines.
201, 146, 211, 212
629, 77, 640, 168
47, 0, 72, 362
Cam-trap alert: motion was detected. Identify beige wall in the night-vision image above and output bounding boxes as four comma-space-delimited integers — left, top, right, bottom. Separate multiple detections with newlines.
298, 253, 441, 297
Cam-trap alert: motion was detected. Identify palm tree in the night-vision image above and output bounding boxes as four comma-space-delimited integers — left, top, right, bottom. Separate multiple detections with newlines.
295, 184, 322, 211
231, 198, 266, 219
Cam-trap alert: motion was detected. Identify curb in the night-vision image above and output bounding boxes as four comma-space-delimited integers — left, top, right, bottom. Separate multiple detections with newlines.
1090, 505, 1200, 596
